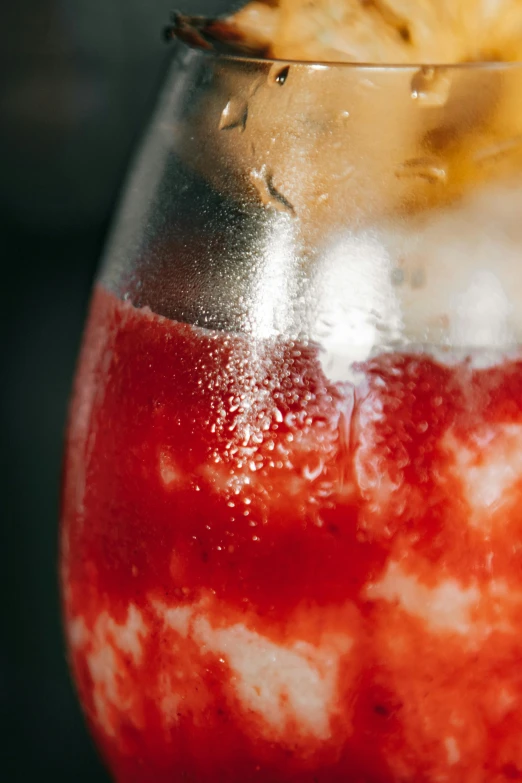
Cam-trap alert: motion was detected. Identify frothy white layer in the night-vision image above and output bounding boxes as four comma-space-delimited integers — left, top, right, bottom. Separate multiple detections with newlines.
313, 183, 522, 384
314, 232, 402, 384
366, 561, 481, 635
155, 600, 352, 740
69, 597, 353, 743
68, 605, 146, 736
445, 424, 522, 529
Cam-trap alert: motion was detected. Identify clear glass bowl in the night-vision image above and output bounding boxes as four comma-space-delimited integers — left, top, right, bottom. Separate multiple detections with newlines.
61, 43, 522, 782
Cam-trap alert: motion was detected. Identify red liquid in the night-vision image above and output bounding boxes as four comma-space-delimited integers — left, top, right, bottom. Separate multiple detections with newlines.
62, 284, 522, 782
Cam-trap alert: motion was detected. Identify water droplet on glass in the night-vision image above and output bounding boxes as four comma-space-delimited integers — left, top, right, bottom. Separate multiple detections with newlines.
248, 75, 265, 97
396, 157, 447, 184
250, 165, 295, 214
473, 135, 522, 166
302, 456, 324, 482
268, 64, 290, 86
337, 400, 354, 494
411, 67, 451, 108
219, 97, 248, 131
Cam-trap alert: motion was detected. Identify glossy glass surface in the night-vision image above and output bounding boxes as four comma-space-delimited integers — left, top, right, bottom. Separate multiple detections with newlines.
62, 45, 522, 782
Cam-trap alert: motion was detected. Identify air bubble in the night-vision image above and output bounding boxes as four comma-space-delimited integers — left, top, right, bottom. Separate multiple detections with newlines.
219, 97, 248, 131
411, 67, 451, 108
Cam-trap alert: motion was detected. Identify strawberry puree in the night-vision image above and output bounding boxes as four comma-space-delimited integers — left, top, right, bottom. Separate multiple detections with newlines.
61, 284, 522, 783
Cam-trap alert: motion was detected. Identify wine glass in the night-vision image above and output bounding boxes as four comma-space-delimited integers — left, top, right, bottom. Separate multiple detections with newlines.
61, 43, 522, 782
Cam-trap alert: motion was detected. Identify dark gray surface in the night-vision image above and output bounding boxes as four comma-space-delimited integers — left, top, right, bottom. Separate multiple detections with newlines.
0, 1, 232, 779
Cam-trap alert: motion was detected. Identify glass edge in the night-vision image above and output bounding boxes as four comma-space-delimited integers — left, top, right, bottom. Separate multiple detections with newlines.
172, 39, 522, 73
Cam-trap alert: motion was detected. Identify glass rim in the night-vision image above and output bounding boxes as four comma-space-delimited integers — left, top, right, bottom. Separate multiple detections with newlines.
177, 40, 522, 73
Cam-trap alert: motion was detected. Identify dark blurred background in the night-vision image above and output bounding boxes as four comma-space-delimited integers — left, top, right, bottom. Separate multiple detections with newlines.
1, 2, 230, 779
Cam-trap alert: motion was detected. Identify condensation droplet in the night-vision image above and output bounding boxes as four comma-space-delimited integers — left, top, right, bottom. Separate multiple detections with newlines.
302, 458, 324, 482
396, 158, 447, 184
219, 97, 248, 131
411, 66, 451, 108
473, 135, 522, 166
250, 165, 295, 214
268, 64, 290, 86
